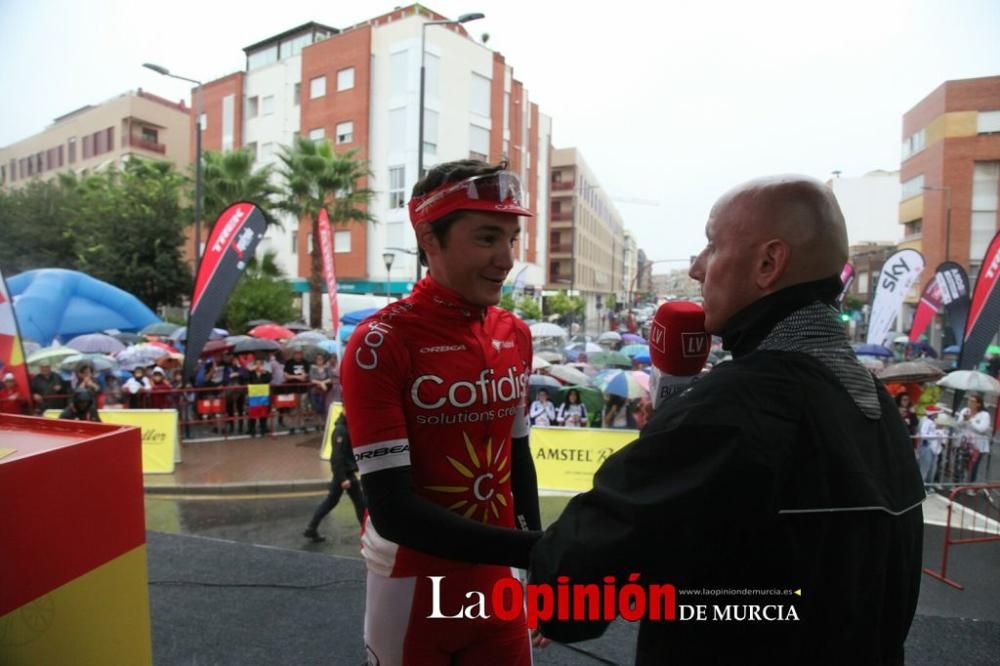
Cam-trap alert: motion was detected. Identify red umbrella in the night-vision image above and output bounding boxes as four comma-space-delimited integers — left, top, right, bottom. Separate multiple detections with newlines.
249, 323, 295, 341
199, 339, 235, 357
146, 340, 179, 353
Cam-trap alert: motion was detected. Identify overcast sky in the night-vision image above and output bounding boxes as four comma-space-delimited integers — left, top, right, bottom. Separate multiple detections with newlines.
2, 0, 998, 270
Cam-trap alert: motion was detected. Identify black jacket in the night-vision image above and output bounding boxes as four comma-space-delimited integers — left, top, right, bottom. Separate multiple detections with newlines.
331, 414, 358, 482
530, 282, 924, 665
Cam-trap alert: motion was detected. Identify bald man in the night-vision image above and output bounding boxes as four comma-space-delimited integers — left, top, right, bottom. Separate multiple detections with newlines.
530, 177, 924, 665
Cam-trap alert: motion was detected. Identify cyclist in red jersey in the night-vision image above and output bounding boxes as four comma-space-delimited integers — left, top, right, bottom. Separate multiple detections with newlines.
341, 161, 544, 666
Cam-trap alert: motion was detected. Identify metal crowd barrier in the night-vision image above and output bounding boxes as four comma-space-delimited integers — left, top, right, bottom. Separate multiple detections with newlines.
922, 483, 1000, 590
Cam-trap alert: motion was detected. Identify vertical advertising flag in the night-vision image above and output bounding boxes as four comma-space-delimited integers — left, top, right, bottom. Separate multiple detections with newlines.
181, 202, 268, 381
0, 268, 32, 413
959, 230, 1000, 371
908, 262, 971, 344
836, 262, 855, 307
318, 208, 339, 339
866, 249, 925, 346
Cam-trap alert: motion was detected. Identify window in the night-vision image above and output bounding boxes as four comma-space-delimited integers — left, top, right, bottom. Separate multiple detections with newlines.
293, 82, 301, 106
310, 76, 326, 99
971, 162, 999, 259
279, 33, 312, 59
469, 125, 489, 161
386, 221, 406, 248
262, 95, 275, 115
291, 227, 298, 255
900, 174, 924, 201
389, 166, 406, 209
141, 127, 158, 143
425, 53, 440, 97
247, 45, 278, 70
222, 94, 234, 151
334, 230, 351, 253
245, 142, 257, 160
471, 73, 491, 117
901, 128, 926, 160
389, 108, 407, 152
309, 128, 325, 142
199, 113, 207, 130
857, 271, 869, 295
390, 51, 409, 96
68, 137, 76, 163
336, 121, 353, 144
904, 219, 922, 238
504, 92, 510, 134
337, 67, 355, 91
423, 110, 438, 155
978, 110, 1000, 134
247, 96, 259, 118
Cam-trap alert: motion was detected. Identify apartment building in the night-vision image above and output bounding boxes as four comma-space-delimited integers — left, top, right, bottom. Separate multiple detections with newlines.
0, 90, 191, 188
188, 7, 553, 325
548, 147, 627, 333
899, 75, 1000, 287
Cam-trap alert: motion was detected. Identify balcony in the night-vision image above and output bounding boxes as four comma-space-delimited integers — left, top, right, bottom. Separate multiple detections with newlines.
549, 243, 572, 254
130, 137, 167, 154
551, 211, 573, 222
551, 181, 574, 191
549, 277, 572, 286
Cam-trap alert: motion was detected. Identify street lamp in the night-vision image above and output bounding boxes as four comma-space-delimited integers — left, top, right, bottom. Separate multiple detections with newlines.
382, 252, 395, 302
923, 185, 952, 262
416, 11, 485, 283
144, 62, 204, 274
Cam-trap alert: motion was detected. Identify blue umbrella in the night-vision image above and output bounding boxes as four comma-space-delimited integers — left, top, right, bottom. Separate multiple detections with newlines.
853, 343, 893, 358
943, 345, 961, 354
621, 344, 649, 358
593, 369, 647, 399
341, 308, 379, 326
634, 352, 651, 364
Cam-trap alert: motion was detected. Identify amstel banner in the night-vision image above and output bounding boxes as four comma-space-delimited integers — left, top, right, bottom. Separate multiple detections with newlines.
530, 426, 638, 492
46, 409, 179, 474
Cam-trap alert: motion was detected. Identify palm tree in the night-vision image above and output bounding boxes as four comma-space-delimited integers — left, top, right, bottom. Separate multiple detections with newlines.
277, 137, 375, 327
199, 148, 282, 230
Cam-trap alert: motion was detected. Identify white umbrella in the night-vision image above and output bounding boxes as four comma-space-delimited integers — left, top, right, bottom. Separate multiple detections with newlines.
529, 323, 568, 338
545, 364, 592, 386
937, 370, 1000, 394
532, 355, 551, 370
565, 341, 602, 353
597, 331, 622, 343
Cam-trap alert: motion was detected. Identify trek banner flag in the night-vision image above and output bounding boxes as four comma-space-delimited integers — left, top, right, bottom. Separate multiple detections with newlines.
318, 208, 339, 339
959, 230, 1000, 371
866, 249, 925, 346
0, 267, 32, 413
909, 262, 971, 344
182, 202, 267, 381
836, 262, 855, 307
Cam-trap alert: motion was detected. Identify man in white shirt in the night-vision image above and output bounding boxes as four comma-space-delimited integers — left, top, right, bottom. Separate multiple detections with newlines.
917, 405, 946, 490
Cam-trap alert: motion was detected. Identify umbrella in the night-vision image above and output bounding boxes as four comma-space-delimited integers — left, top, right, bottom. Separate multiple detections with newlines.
141, 322, 181, 337
588, 351, 633, 369
290, 331, 328, 344
987, 344, 1000, 356
145, 340, 179, 353
943, 345, 961, 354
246, 319, 276, 328
27, 346, 78, 370
66, 333, 126, 354
284, 342, 324, 361
937, 370, 1000, 394
565, 341, 602, 354
61, 353, 117, 373
853, 343, 893, 358
621, 344, 650, 358
634, 352, 651, 365
555, 385, 604, 426
199, 339, 235, 357
593, 369, 648, 399
567, 362, 599, 378
249, 324, 295, 340
545, 364, 592, 386
283, 321, 312, 332
170, 327, 228, 342
22, 340, 41, 357
893, 335, 910, 344
877, 361, 945, 384
318, 340, 341, 356
111, 332, 144, 345
156, 352, 184, 369
234, 338, 281, 354
532, 355, 552, 371
116, 344, 171, 369
597, 331, 623, 344
630, 370, 650, 392
225, 335, 253, 346
529, 323, 568, 338
529, 374, 562, 389
622, 333, 646, 344
859, 357, 885, 371
341, 309, 378, 326
535, 349, 565, 363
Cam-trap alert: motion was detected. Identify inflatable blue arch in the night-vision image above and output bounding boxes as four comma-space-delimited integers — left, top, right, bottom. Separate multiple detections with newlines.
8, 269, 160, 345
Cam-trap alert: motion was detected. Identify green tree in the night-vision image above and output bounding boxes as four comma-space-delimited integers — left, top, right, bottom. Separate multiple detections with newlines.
516, 296, 542, 320
68, 160, 192, 308
0, 177, 80, 273
222, 251, 297, 333
544, 291, 585, 325
277, 138, 375, 327
200, 148, 281, 230
499, 293, 516, 311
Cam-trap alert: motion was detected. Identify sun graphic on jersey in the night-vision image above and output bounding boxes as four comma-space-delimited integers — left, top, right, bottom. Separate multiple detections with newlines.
424, 432, 512, 524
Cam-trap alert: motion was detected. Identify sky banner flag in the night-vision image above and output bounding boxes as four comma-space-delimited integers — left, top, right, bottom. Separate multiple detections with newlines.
836, 262, 855, 307
909, 262, 970, 344
317, 208, 339, 339
0, 267, 32, 412
866, 249, 925, 346
959, 230, 1000, 371
182, 202, 267, 381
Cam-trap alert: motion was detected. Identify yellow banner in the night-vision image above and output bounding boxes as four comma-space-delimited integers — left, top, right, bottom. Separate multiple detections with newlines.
530, 426, 638, 492
319, 402, 344, 460
45, 410, 179, 474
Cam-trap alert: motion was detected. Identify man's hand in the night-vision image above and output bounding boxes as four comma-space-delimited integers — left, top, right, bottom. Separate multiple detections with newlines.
531, 628, 551, 649
340, 480, 352, 489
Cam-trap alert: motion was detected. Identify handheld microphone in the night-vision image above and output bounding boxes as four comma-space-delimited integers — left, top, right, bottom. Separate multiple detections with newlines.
647, 302, 711, 409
